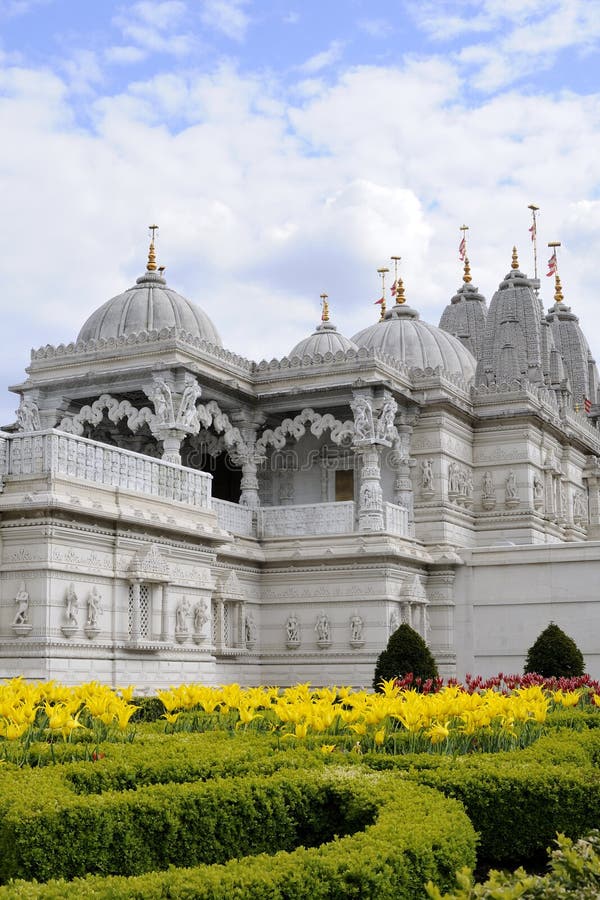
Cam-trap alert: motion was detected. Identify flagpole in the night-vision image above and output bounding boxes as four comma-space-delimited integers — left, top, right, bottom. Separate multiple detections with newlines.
377, 267, 389, 320
528, 204, 539, 281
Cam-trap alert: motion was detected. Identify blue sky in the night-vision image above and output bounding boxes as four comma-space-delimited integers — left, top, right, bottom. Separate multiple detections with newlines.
1, 0, 600, 422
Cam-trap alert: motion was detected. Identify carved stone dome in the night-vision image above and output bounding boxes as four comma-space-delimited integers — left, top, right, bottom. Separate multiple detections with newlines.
77, 270, 222, 346
289, 319, 357, 358
352, 302, 477, 381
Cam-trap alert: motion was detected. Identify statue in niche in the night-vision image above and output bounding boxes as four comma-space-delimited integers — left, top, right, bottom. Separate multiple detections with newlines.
16, 395, 41, 432
64, 584, 78, 625
389, 609, 400, 634
533, 473, 544, 502
175, 596, 190, 632
13, 583, 30, 625
286, 614, 300, 643
245, 611, 257, 644
193, 600, 209, 632
421, 458, 433, 491
573, 490, 587, 522
87, 587, 102, 628
351, 396, 374, 442
448, 462, 460, 493
464, 471, 473, 497
505, 470, 518, 500
375, 397, 397, 442
482, 470, 494, 499
350, 614, 364, 642
149, 377, 175, 425
177, 375, 202, 429
315, 612, 330, 643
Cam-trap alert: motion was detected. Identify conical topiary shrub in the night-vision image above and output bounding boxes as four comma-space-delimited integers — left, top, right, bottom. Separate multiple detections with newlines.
524, 622, 585, 678
373, 623, 438, 691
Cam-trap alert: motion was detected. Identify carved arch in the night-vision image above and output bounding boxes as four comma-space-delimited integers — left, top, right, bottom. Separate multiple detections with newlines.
195, 401, 247, 460
58, 394, 158, 437
256, 408, 354, 454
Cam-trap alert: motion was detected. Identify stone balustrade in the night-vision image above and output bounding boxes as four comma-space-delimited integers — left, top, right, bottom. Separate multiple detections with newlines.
2, 430, 212, 509
257, 501, 355, 538
212, 498, 257, 537
384, 501, 410, 536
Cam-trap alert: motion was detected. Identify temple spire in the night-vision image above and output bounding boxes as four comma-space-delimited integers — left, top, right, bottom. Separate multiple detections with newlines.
463, 256, 472, 284
554, 274, 564, 304
511, 246, 519, 270
320, 293, 330, 322
147, 224, 159, 272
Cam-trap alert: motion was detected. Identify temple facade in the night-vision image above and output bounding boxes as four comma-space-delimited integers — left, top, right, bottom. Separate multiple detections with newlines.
1, 238, 599, 690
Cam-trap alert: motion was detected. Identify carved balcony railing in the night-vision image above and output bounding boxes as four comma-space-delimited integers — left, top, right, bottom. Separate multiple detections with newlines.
257, 501, 355, 538
212, 498, 257, 537
1, 430, 212, 509
384, 502, 410, 536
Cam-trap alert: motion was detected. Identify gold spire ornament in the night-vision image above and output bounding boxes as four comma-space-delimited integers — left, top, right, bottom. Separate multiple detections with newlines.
554, 274, 564, 303
147, 224, 159, 272
320, 293, 330, 322
463, 256, 472, 284
511, 246, 519, 270
394, 277, 406, 304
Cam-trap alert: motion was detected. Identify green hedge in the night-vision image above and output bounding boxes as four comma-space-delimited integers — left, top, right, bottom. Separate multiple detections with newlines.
0, 774, 476, 898
362, 731, 600, 866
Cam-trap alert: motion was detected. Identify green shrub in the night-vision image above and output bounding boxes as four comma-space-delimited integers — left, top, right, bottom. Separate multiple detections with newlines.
524, 622, 585, 678
0, 775, 476, 898
426, 830, 600, 899
373, 624, 438, 690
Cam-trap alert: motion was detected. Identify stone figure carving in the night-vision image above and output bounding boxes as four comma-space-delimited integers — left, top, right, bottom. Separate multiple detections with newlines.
482, 470, 494, 499
573, 490, 587, 522
351, 396, 374, 442
175, 596, 190, 632
245, 611, 257, 644
315, 612, 330, 643
350, 614, 363, 642
286, 614, 300, 643
150, 377, 175, 425
64, 583, 78, 625
16, 395, 41, 432
193, 600, 209, 632
421, 459, 433, 491
87, 587, 102, 628
505, 470, 517, 500
533, 473, 544, 502
448, 462, 460, 493
177, 375, 202, 429
375, 397, 397, 442
13, 583, 29, 625
389, 609, 400, 634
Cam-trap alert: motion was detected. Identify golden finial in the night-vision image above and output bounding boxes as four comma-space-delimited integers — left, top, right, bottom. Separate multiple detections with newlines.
463, 256, 472, 284
320, 293, 330, 322
394, 276, 406, 304
554, 274, 564, 303
147, 224, 159, 272
511, 246, 519, 270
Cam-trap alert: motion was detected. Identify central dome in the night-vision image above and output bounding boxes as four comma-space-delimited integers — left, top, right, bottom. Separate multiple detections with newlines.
352, 302, 476, 381
77, 270, 222, 346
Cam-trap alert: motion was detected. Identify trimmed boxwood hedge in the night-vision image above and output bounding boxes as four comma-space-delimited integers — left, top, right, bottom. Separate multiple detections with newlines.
0, 773, 476, 899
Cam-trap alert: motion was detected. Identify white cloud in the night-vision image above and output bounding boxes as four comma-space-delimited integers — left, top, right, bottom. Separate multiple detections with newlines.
1, 47, 600, 424
298, 40, 345, 75
198, 0, 251, 42
113, 1, 195, 56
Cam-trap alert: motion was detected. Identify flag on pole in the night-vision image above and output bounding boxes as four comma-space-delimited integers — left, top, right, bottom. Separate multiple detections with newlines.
390, 280, 397, 296
374, 297, 384, 305
584, 397, 592, 413
459, 237, 466, 261
546, 249, 557, 277
529, 220, 536, 242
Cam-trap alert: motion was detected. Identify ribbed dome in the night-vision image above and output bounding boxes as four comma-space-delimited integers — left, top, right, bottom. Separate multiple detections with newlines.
352, 303, 476, 381
289, 320, 357, 357
77, 271, 222, 346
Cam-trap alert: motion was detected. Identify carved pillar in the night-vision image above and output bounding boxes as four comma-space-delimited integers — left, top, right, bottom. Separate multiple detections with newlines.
231, 412, 267, 509
583, 456, 600, 538
158, 429, 188, 465
351, 390, 397, 533
391, 410, 419, 534
160, 584, 169, 642
130, 581, 141, 642
426, 566, 457, 677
